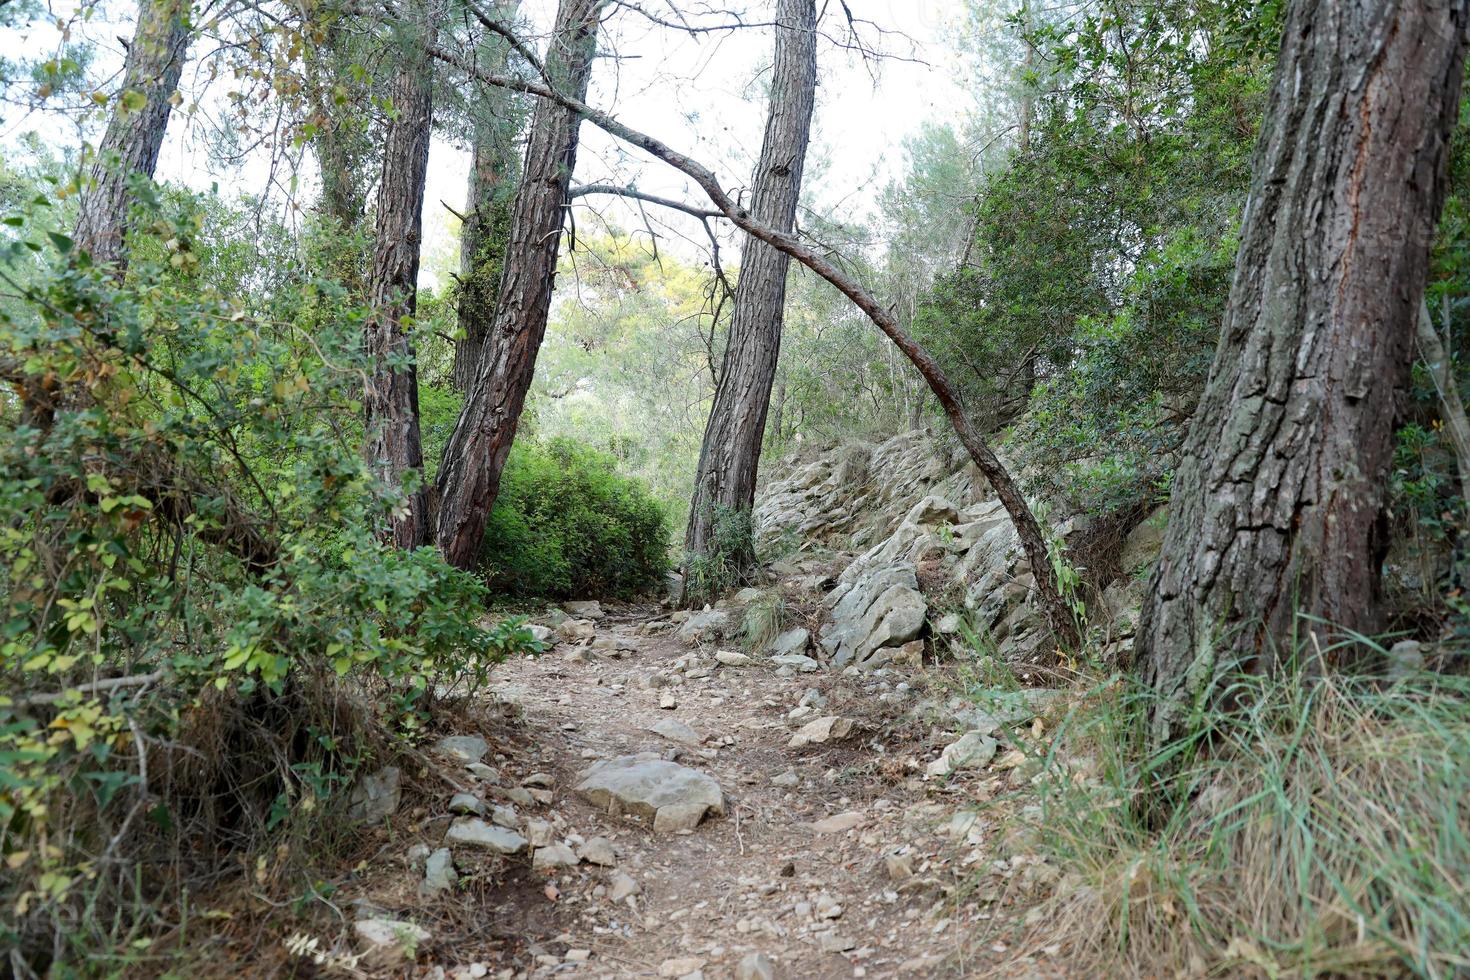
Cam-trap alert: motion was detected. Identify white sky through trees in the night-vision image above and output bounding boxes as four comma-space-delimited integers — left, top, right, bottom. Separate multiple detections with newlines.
3, 1, 974, 285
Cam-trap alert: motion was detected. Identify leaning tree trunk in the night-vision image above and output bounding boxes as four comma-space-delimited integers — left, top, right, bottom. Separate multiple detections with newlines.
1137, 0, 1469, 747
73, 0, 191, 273
364, 10, 438, 549
683, 0, 816, 584
434, 0, 602, 569
453, 3, 524, 391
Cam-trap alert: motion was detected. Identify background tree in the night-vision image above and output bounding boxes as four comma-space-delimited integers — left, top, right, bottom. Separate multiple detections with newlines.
1137, 0, 1470, 746
73, 0, 192, 273
364, 4, 440, 548
434, 0, 604, 569
683, 0, 817, 587
452, 1, 525, 391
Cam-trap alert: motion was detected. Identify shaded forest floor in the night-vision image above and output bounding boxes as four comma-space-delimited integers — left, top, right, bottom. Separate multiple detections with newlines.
281, 602, 1071, 979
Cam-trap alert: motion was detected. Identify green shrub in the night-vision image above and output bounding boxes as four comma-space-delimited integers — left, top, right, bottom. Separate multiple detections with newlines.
683, 504, 755, 607
0, 184, 537, 969
479, 437, 670, 599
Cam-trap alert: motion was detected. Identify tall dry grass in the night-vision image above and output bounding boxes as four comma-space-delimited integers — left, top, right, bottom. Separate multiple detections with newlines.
1019, 654, 1470, 978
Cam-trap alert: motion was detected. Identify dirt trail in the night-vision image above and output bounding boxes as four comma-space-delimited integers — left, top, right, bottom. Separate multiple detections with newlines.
386, 604, 1059, 980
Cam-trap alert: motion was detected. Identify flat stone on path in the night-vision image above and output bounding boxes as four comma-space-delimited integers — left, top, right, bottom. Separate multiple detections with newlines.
650, 717, 703, 746
433, 735, 489, 764
564, 600, 605, 619
788, 715, 854, 748
806, 811, 867, 834
576, 755, 724, 832
444, 817, 528, 854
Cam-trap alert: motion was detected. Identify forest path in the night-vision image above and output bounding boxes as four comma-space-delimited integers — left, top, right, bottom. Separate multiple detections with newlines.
412, 604, 1060, 980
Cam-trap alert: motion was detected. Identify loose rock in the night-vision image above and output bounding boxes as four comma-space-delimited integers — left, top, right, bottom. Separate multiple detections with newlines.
444, 817, 527, 855
434, 735, 489, 764
650, 718, 703, 746
576, 755, 724, 832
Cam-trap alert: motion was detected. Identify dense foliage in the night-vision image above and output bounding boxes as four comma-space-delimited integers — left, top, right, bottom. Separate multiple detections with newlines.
0, 174, 535, 962
480, 438, 670, 600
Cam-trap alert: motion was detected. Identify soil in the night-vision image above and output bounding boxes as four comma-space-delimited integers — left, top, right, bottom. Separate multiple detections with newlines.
292, 598, 1073, 980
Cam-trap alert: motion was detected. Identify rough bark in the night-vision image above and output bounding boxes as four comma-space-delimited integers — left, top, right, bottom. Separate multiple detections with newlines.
453, 5, 524, 391
1137, 0, 1469, 745
426, 36, 1082, 649
73, 0, 191, 273
683, 0, 816, 582
364, 11, 438, 549
433, 0, 602, 569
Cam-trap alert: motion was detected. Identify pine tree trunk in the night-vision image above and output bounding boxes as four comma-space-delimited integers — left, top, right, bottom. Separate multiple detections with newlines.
1137, 0, 1469, 746
453, 7, 524, 391
433, 0, 602, 569
308, 17, 374, 231
683, 0, 816, 582
364, 11, 437, 549
73, 0, 191, 273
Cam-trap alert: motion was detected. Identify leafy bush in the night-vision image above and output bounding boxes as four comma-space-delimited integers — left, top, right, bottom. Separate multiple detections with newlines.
479, 437, 670, 599
682, 504, 755, 607
0, 183, 536, 968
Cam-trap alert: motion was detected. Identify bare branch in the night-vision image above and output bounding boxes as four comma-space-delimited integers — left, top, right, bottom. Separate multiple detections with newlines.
569, 182, 723, 220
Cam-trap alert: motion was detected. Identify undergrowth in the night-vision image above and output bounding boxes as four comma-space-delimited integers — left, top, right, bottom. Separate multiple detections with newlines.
1018, 658, 1470, 978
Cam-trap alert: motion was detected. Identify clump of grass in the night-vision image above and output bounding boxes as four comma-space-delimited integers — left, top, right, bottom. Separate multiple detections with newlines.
742, 592, 787, 652
1018, 659, 1470, 978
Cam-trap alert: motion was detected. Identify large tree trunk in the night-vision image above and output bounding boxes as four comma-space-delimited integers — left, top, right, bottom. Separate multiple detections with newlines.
433, 0, 602, 569
1137, 0, 1468, 746
453, 5, 524, 391
73, 0, 191, 273
364, 11, 438, 549
683, 0, 816, 583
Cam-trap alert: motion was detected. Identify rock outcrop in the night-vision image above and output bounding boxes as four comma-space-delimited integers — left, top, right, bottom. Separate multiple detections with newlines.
755, 429, 1143, 666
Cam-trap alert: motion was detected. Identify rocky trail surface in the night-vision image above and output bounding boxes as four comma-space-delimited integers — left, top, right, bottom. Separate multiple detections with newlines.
341, 598, 1074, 980
334, 429, 1149, 978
